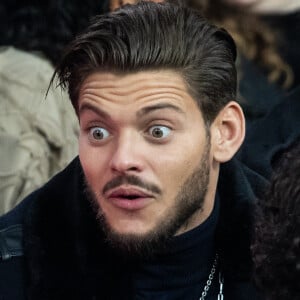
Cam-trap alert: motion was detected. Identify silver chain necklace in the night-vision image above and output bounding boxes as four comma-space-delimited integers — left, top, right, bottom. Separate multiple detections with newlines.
199, 254, 224, 300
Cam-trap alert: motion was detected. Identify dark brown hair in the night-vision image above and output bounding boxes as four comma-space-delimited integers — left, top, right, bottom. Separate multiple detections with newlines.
54, 1, 237, 125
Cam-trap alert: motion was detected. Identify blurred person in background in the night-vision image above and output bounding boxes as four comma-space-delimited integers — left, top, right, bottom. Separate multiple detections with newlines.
252, 138, 300, 299
222, 0, 300, 88
0, 0, 109, 215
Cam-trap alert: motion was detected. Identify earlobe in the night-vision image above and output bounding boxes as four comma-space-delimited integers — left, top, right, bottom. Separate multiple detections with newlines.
211, 101, 245, 163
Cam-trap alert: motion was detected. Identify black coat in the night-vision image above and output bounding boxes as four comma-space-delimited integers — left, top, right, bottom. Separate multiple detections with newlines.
238, 87, 300, 179
0, 157, 267, 300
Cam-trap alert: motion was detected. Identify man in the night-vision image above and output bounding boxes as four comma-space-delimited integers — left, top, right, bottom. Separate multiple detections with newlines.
0, 2, 266, 299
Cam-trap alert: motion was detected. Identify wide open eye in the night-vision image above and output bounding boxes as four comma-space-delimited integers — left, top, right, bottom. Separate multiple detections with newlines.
148, 125, 171, 139
89, 127, 110, 140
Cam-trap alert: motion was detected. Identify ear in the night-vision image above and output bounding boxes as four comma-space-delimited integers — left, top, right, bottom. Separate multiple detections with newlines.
210, 101, 245, 163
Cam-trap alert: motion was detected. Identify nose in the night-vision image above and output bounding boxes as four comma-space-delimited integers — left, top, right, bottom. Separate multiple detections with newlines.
109, 131, 144, 174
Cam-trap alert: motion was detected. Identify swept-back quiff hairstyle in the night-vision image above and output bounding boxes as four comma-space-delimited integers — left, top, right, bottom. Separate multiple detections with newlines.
55, 1, 237, 124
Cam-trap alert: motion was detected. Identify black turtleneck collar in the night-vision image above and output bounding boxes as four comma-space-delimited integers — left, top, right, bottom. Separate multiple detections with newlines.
131, 195, 220, 299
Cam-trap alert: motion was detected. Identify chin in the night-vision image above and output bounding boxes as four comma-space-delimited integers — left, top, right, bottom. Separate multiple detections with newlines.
99, 217, 170, 259
108, 220, 153, 237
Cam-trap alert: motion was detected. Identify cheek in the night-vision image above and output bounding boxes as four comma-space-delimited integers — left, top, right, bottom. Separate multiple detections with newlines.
79, 138, 110, 188
153, 147, 201, 197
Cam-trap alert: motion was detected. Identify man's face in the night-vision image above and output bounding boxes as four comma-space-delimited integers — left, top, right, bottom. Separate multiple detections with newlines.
78, 70, 218, 254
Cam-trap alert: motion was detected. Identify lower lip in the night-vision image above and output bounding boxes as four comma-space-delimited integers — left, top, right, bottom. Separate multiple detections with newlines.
108, 197, 153, 211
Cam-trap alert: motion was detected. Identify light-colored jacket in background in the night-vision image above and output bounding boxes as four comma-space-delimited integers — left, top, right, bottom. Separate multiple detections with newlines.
0, 47, 79, 215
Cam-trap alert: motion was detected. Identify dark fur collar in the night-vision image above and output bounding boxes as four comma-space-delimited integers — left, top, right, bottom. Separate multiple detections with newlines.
23, 157, 267, 299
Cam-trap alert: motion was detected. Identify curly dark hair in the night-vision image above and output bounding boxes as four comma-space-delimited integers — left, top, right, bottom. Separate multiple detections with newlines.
183, 0, 293, 89
252, 139, 300, 300
0, 0, 109, 65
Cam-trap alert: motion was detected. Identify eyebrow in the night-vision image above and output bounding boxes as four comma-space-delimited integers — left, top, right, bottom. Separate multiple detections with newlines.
137, 103, 185, 117
79, 103, 110, 119
79, 102, 185, 120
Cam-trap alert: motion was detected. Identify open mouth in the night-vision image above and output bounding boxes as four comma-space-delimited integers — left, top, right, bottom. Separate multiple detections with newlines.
105, 186, 154, 210
117, 194, 142, 200
106, 186, 153, 200
109, 192, 150, 199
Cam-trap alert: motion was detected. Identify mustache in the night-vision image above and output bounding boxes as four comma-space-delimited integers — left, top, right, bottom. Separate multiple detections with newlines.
102, 175, 162, 195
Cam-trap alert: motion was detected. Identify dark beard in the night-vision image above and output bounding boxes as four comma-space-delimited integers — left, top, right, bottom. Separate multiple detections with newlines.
85, 140, 210, 260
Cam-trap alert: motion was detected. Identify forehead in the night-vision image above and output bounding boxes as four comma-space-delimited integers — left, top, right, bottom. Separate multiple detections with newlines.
79, 70, 189, 94
78, 70, 199, 112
